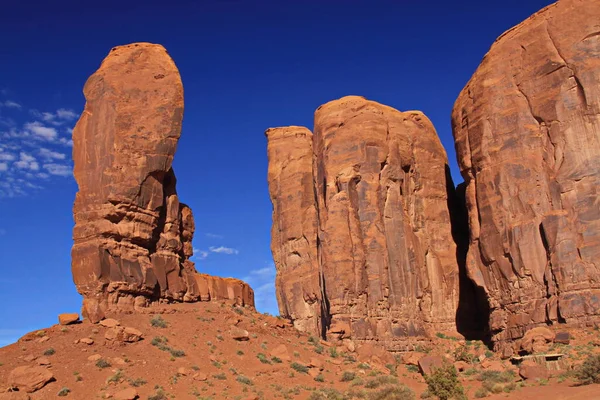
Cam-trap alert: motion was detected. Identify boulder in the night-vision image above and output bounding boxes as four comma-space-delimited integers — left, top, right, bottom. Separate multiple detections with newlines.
105, 327, 143, 342
230, 327, 249, 341
269, 344, 291, 362
418, 355, 444, 376
58, 313, 80, 325
193, 372, 208, 381
402, 352, 427, 366
519, 327, 555, 354
8, 366, 54, 393
71, 42, 254, 323
451, 0, 600, 351
99, 318, 121, 328
114, 388, 139, 400
80, 338, 94, 345
266, 97, 465, 349
519, 361, 550, 381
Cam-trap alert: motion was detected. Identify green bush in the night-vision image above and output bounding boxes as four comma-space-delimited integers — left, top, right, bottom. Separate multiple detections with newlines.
368, 385, 415, 400
257, 353, 271, 364
314, 373, 325, 382
473, 387, 488, 398
424, 364, 466, 400
364, 375, 399, 389
291, 362, 309, 374
150, 315, 168, 328
575, 354, 600, 385
57, 387, 71, 397
341, 371, 356, 382
43, 348, 56, 356
236, 375, 253, 385
95, 359, 111, 369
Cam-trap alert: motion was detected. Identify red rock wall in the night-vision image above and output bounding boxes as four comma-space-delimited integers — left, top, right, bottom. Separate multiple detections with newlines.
72, 43, 253, 322
267, 96, 463, 349
452, 0, 600, 353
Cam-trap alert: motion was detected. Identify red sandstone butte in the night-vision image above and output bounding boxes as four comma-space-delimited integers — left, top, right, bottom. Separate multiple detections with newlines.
267, 96, 463, 350
71, 43, 253, 322
452, 0, 600, 354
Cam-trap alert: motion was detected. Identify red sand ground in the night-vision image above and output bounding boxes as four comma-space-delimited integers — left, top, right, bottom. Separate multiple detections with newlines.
0, 302, 598, 399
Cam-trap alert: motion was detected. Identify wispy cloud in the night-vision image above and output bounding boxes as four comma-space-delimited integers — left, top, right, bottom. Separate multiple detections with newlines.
242, 263, 278, 315
209, 246, 239, 255
0, 100, 22, 109
0, 102, 75, 197
205, 233, 224, 239
192, 248, 209, 260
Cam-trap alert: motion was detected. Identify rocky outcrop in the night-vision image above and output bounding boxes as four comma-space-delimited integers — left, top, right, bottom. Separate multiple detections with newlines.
452, 0, 600, 353
267, 96, 463, 350
71, 43, 253, 322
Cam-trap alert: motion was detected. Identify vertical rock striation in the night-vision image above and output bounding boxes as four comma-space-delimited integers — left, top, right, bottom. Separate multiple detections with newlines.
452, 0, 600, 353
72, 43, 253, 322
267, 96, 463, 349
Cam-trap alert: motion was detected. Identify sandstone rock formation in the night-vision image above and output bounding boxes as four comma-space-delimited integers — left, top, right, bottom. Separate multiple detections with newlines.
71, 43, 253, 322
452, 0, 600, 353
267, 96, 463, 350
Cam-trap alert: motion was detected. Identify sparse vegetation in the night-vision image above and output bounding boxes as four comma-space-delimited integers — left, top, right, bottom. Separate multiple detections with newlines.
150, 315, 168, 328
257, 353, 271, 364
236, 375, 253, 385
271, 356, 283, 363
148, 388, 168, 400
329, 347, 338, 358
341, 371, 356, 382
43, 347, 55, 356
424, 364, 466, 400
129, 377, 147, 387
574, 354, 600, 385
151, 336, 185, 357
57, 387, 71, 397
107, 369, 124, 384
314, 373, 325, 382
365, 375, 399, 389
95, 359, 111, 369
237, 350, 244, 356
369, 385, 415, 400
213, 373, 227, 380
453, 346, 475, 363
291, 362, 309, 374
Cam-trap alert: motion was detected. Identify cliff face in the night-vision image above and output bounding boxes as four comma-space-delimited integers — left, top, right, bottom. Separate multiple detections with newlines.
72, 43, 253, 322
267, 96, 464, 349
452, 0, 600, 353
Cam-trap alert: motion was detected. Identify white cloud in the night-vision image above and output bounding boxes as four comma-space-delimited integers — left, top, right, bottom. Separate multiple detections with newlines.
0, 153, 15, 161
209, 246, 239, 255
39, 147, 66, 160
14, 152, 39, 171
24, 121, 57, 141
32, 108, 78, 125
1, 100, 21, 109
192, 248, 209, 260
205, 233, 224, 239
56, 109, 78, 120
43, 163, 72, 177
0, 163, 7, 172
58, 138, 73, 147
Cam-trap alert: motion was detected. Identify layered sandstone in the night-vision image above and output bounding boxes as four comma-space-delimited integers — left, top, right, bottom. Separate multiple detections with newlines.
452, 0, 600, 353
72, 43, 253, 322
267, 96, 462, 349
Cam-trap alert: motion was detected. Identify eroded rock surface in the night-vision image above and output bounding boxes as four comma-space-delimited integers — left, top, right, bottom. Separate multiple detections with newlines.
452, 0, 600, 353
72, 43, 253, 322
267, 96, 463, 349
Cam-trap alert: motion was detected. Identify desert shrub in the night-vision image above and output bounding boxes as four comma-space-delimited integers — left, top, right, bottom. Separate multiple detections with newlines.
129, 378, 147, 387
407, 365, 420, 373
314, 344, 324, 354
477, 370, 514, 393
330, 347, 339, 358
368, 385, 415, 400
314, 373, 325, 382
453, 346, 475, 363
424, 364, 466, 400
358, 363, 371, 370
106, 369, 124, 384
57, 387, 70, 397
341, 371, 356, 382
150, 315, 168, 328
213, 373, 227, 380
151, 336, 185, 357
236, 375, 253, 385
307, 389, 344, 400
271, 356, 283, 363
291, 362, 309, 374
257, 353, 271, 364
148, 389, 168, 400
364, 375, 399, 389
237, 350, 244, 356
95, 359, 111, 369
43, 348, 56, 356
574, 354, 600, 385
473, 387, 488, 398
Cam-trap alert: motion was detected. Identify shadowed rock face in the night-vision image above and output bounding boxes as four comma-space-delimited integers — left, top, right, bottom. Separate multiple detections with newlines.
72, 43, 253, 322
452, 0, 600, 354
267, 96, 463, 350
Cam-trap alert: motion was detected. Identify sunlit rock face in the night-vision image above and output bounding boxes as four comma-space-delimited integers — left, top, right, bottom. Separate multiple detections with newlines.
452, 0, 600, 354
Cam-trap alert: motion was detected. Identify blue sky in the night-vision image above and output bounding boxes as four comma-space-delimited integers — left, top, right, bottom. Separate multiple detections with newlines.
0, 0, 553, 346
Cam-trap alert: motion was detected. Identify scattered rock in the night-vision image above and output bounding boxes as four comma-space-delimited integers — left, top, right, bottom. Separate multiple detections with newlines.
402, 352, 426, 366
308, 368, 321, 378
308, 358, 323, 370
193, 372, 208, 381
105, 327, 143, 343
418, 355, 444, 376
114, 387, 138, 400
36, 336, 49, 344
36, 357, 51, 366
99, 318, 121, 328
343, 339, 356, 353
519, 361, 550, 381
177, 367, 187, 376
80, 338, 94, 345
8, 366, 55, 393
88, 354, 102, 362
22, 355, 36, 362
269, 344, 291, 361
481, 360, 504, 372
519, 327, 555, 354
230, 326, 249, 341
58, 313, 80, 325
357, 343, 395, 366
555, 332, 571, 345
